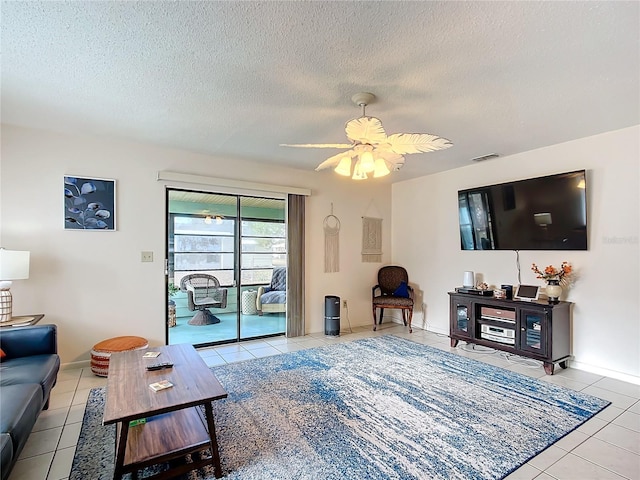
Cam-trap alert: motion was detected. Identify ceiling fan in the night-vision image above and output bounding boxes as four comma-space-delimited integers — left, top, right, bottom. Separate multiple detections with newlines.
281, 93, 453, 179
202, 210, 224, 225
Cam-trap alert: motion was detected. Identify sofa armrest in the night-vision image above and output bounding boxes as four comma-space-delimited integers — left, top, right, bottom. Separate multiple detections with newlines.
256, 286, 267, 310
0, 325, 57, 359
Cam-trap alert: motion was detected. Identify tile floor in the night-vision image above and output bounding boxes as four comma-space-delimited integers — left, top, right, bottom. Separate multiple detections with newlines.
168, 311, 286, 346
7, 325, 640, 480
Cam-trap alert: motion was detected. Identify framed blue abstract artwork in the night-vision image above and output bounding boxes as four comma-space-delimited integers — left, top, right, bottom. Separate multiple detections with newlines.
64, 176, 116, 230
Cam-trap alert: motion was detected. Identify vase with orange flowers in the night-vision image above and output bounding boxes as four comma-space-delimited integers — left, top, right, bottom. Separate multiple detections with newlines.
531, 262, 572, 303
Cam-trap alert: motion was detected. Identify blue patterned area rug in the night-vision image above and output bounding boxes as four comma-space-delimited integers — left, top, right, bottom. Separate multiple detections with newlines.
70, 336, 610, 480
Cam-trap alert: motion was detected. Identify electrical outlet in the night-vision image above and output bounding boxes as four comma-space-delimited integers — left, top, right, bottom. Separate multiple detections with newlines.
141, 251, 154, 262
343, 300, 348, 308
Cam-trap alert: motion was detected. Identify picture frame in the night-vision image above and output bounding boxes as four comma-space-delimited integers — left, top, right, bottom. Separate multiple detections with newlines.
64, 176, 116, 230
493, 288, 507, 299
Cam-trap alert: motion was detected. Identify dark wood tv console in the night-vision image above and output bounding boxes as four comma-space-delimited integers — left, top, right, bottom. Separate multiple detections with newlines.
448, 292, 571, 375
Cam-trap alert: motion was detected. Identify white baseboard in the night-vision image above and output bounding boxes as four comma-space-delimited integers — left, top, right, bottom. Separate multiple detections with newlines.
408, 318, 449, 336
412, 320, 640, 385
59, 321, 638, 386
61, 360, 90, 370
424, 325, 449, 336
570, 360, 640, 386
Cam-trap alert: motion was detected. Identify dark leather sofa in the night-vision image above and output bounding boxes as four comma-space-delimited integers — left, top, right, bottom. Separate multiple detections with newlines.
0, 325, 60, 480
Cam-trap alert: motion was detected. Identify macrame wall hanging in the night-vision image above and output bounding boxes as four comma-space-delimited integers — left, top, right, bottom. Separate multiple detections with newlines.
323, 204, 341, 273
362, 216, 382, 262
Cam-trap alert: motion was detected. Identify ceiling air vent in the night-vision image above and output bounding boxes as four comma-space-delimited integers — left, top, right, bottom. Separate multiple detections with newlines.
471, 153, 500, 162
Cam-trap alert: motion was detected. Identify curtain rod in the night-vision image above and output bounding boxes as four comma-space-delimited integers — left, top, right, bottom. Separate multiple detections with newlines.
157, 171, 311, 196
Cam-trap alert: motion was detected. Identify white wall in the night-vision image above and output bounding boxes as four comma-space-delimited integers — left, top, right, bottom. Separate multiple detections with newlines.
4, 123, 637, 381
1, 124, 391, 365
392, 126, 640, 383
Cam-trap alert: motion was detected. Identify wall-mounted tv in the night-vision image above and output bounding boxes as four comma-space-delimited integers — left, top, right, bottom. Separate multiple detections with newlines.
458, 170, 587, 250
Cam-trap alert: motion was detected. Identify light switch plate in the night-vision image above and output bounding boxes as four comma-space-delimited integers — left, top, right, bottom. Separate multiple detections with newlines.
141, 251, 154, 262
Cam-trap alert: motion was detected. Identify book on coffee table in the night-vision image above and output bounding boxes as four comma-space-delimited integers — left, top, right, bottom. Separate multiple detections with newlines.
149, 380, 173, 392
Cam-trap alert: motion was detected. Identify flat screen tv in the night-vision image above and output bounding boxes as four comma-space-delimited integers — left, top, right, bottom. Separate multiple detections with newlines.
458, 170, 587, 250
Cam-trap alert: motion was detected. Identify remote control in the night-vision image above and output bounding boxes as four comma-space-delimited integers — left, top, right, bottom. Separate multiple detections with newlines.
146, 362, 173, 371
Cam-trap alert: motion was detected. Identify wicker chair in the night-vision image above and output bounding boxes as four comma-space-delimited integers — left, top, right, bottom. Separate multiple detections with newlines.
180, 274, 228, 325
372, 266, 414, 333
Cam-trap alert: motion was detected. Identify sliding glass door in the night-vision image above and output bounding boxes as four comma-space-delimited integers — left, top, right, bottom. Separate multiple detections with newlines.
238, 197, 287, 338
166, 189, 286, 347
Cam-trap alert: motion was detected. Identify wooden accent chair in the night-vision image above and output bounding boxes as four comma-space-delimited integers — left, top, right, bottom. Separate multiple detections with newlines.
372, 265, 415, 333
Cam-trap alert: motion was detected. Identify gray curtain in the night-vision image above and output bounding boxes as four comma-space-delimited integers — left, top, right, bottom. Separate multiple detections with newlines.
286, 194, 305, 337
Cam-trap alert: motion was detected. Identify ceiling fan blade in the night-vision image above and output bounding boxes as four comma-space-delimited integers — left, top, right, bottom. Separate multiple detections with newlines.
375, 151, 405, 165
390, 156, 406, 170
375, 151, 405, 171
345, 117, 387, 145
280, 143, 353, 149
315, 150, 355, 171
386, 133, 453, 154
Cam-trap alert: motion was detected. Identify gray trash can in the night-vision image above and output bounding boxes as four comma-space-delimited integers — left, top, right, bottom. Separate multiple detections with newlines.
324, 295, 340, 336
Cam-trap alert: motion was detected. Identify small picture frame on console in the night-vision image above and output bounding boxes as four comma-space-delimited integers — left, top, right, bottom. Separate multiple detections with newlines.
493, 289, 507, 299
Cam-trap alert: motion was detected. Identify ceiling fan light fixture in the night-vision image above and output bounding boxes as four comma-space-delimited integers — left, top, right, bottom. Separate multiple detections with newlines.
283, 92, 452, 181
359, 150, 375, 173
203, 210, 224, 224
373, 158, 391, 178
352, 159, 367, 180
334, 156, 352, 176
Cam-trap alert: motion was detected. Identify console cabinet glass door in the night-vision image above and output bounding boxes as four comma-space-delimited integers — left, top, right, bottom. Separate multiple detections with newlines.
451, 298, 473, 339
519, 308, 548, 355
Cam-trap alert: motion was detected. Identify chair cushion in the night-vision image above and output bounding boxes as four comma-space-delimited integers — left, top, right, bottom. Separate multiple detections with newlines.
393, 281, 410, 298
373, 296, 413, 307
0, 355, 60, 402
270, 267, 286, 291
0, 384, 42, 455
260, 291, 286, 304
193, 295, 223, 307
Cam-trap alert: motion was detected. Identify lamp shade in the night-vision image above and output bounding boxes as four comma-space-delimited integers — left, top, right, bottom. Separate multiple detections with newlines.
359, 151, 375, 173
351, 159, 367, 180
0, 249, 30, 281
373, 158, 391, 178
334, 156, 352, 176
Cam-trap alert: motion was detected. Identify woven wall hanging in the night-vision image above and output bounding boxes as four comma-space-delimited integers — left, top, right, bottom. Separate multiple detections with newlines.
362, 216, 382, 262
323, 205, 341, 273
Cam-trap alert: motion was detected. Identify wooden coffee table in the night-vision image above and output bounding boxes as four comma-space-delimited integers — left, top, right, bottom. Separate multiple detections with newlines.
103, 343, 228, 479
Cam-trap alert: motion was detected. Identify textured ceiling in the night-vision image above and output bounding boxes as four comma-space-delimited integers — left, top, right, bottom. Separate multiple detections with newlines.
2, 1, 638, 182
